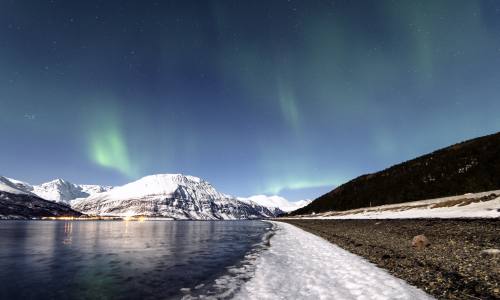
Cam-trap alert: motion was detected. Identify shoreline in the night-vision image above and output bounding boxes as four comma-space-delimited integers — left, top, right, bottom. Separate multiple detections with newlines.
236, 221, 431, 299
279, 218, 500, 299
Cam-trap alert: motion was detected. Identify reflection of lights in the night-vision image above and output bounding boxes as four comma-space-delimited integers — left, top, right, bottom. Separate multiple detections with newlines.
124, 217, 129, 234
64, 222, 73, 234
40, 216, 150, 221
42, 216, 121, 220
63, 222, 73, 245
123, 216, 147, 222
44, 216, 78, 220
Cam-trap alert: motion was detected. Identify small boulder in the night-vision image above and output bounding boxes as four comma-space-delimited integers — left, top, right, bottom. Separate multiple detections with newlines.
411, 234, 430, 249
480, 249, 500, 258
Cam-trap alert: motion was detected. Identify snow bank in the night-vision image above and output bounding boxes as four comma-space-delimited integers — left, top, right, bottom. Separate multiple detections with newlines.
293, 190, 500, 220
319, 197, 500, 219
236, 222, 432, 300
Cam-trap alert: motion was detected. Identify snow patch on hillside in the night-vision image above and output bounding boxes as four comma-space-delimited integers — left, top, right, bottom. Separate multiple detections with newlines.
5, 177, 33, 192
0, 176, 32, 195
236, 222, 432, 300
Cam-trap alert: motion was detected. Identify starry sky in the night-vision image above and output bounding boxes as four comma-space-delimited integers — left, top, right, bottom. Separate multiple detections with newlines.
1, 0, 500, 200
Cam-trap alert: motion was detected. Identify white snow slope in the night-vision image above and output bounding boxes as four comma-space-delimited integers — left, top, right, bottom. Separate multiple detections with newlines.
292, 190, 500, 220
0, 176, 33, 195
238, 195, 311, 212
236, 221, 432, 300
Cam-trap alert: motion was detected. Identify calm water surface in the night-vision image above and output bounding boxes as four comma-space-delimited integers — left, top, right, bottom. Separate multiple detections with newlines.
0, 220, 271, 300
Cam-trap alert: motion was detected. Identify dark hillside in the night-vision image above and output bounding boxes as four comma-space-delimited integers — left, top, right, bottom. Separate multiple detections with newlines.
0, 191, 82, 219
292, 132, 500, 215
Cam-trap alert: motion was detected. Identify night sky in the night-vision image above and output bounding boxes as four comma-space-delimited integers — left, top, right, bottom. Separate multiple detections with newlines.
1, 0, 500, 200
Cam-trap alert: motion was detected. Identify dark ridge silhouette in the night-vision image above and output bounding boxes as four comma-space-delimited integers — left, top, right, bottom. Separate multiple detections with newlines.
291, 132, 500, 215
0, 191, 82, 219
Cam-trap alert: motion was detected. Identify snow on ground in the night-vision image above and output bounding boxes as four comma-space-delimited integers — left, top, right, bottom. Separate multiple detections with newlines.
320, 197, 500, 219
291, 190, 500, 220
236, 221, 432, 300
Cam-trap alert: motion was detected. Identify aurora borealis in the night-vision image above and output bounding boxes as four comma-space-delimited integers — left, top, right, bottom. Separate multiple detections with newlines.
1, 1, 500, 200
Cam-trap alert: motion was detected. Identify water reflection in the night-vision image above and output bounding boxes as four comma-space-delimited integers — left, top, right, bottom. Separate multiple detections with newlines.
63, 222, 73, 245
0, 220, 269, 300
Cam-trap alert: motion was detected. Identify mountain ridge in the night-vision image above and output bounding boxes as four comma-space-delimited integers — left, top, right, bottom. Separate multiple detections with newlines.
71, 174, 283, 219
32, 178, 113, 203
0, 176, 113, 203
0, 174, 286, 220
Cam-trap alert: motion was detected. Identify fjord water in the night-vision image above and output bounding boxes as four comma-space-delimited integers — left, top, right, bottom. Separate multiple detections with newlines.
0, 220, 271, 299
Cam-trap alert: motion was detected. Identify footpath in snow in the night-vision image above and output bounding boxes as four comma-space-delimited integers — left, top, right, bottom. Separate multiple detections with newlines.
236, 221, 432, 300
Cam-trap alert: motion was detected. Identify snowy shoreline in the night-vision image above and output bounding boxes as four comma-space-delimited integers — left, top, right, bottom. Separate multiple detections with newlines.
235, 221, 432, 299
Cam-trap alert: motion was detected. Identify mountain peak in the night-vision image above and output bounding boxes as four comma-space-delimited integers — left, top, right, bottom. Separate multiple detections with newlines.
96, 173, 222, 201
41, 178, 73, 186
138, 174, 203, 185
53, 178, 67, 184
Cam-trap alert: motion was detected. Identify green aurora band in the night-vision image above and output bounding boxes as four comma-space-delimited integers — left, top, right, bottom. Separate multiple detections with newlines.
86, 105, 137, 177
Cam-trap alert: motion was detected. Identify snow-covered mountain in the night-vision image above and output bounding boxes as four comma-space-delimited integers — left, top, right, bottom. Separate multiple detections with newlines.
238, 195, 311, 212
0, 176, 82, 219
0, 177, 113, 203
71, 174, 283, 219
1, 174, 284, 220
32, 179, 113, 203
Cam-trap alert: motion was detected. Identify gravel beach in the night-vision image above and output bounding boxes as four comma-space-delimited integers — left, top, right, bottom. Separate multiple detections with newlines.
280, 219, 499, 300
